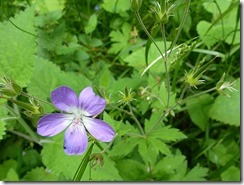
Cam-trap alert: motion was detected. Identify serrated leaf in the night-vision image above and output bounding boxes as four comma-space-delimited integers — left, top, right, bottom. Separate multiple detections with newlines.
186, 94, 214, 131
138, 138, 158, 165
209, 78, 240, 126
108, 23, 131, 54
27, 58, 91, 112
22, 167, 60, 181
85, 14, 97, 34
0, 6, 36, 87
150, 125, 187, 142
182, 164, 208, 181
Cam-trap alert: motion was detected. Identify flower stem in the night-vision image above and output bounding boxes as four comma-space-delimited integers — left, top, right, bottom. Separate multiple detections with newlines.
73, 142, 94, 181
128, 102, 145, 135
135, 10, 171, 109
5, 105, 41, 144
168, 0, 191, 58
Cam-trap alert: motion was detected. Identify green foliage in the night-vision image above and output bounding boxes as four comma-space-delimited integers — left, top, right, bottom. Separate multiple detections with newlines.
0, 107, 7, 140
0, 159, 18, 181
102, 0, 131, 16
108, 22, 132, 54
0, 6, 36, 87
22, 167, 60, 181
27, 57, 91, 112
186, 94, 214, 131
85, 14, 98, 34
221, 165, 240, 181
41, 134, 82, 180
197, 0, 240, 47
0, 0, 240, 182
209, 78, 240, 126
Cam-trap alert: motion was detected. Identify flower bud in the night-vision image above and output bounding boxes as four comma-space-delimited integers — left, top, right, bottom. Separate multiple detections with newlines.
130, 0, 142, 11
0, 77, 21, 97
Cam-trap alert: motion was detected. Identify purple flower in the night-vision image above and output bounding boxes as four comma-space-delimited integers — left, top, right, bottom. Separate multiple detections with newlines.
37, 86, 115, 155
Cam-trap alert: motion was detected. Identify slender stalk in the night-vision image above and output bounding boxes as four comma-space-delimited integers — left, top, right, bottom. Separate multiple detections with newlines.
168, 0, 191, 58
8, 129, 42, 145
5, 105, 40, 143
73, 142, 94, 181
160, 23, 171, 107
135, 10, 171, 108
110, 104, 145, 135
100, 133, 118, 154
128, 102, 145, 135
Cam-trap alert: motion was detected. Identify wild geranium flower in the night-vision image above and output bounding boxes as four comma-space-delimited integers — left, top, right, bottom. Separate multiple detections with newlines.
37, 86, 115, 155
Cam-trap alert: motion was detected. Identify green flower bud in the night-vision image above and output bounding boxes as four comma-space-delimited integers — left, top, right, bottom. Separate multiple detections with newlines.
0, 77, 21, 97
130, 0, 142, 11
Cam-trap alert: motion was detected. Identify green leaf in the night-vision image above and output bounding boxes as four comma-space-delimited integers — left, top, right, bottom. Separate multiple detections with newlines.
186, 94, 214, 131
41, 133, 83, 180
116, 159, 148, 180
27, 58, 91, 112
110, 137, 139, 159
85, 14, 98, 34
209, 78, 240, 126
182, 164, 208, 181
0, 6, 36, 87
0, 159, 18, 180
203, 0, 232, 17
150, 125, 187, 142
221, 165, 240, 181
153, 154, 187, 180
108, 22, 132, 54
22, 167, 60, 181
82, 155, 122, 181
197, 4, 240, 47
102, 0, 130, 16
124, 41, 171, 75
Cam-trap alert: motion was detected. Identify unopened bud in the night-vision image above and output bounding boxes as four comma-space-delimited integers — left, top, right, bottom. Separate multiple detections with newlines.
130, 0, 142, 11
0, 77, 21, 97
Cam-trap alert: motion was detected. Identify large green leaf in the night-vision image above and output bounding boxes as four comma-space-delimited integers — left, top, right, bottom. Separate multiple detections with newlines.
27, 58, 91, 112
0, 6, 36, 87
186, 94, 214, 131
209, 78, 240, 126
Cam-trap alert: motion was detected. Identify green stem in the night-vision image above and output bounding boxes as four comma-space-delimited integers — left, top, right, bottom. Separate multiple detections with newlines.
128, 102, 145, 135
5, 105, 41, 144
135, 10, 171, 108
73, 142, 94, 181
160, 23, 171, 108
168, 0, 191, 58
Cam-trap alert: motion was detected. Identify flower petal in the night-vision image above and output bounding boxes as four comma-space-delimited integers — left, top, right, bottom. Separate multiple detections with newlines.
83, 117, 115, 142
78, 87, 106, 116
37, 113, 71, 137
51, 86, 78, 112
64, 124, 88, 155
